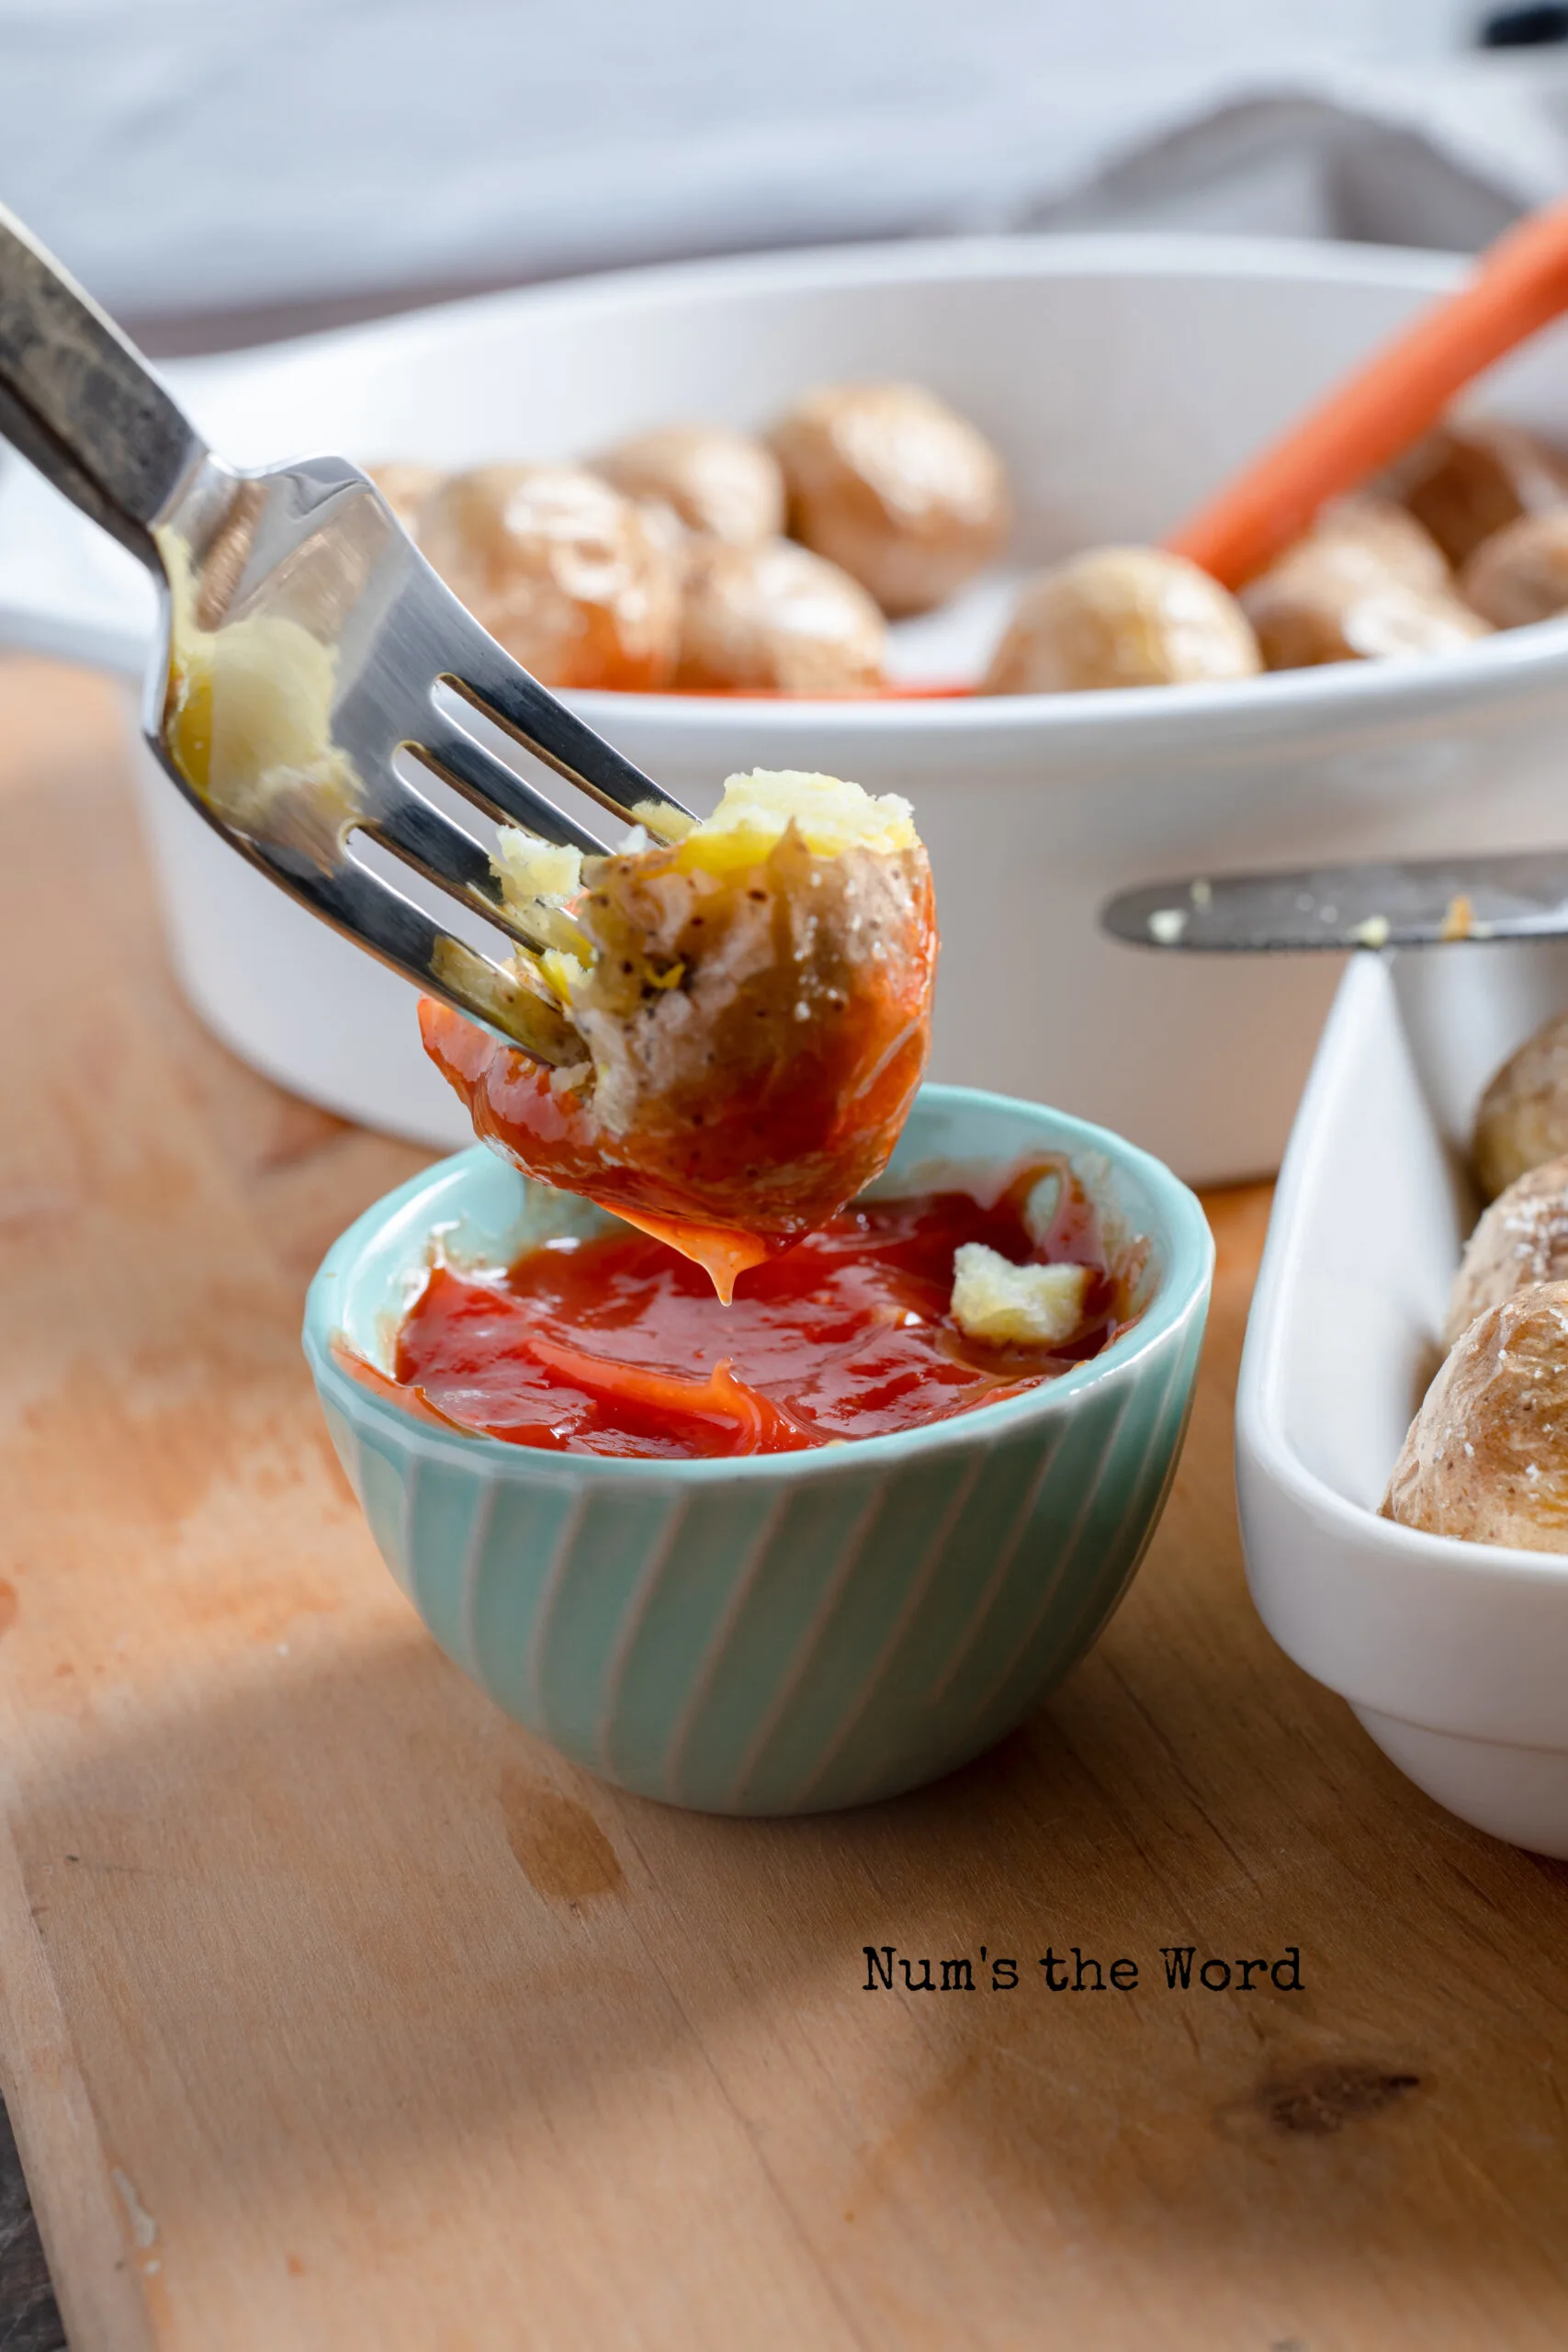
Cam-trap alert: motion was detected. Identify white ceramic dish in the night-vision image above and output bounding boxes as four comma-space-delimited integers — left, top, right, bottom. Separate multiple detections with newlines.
12, 233, 1568, 1173
1237, 940, 1568, 1857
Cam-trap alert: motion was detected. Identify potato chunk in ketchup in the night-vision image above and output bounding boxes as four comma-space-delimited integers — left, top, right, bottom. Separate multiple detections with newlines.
419, 770, 936, 1297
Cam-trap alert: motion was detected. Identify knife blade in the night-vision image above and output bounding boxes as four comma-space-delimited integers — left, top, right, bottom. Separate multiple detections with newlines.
1100, 850, 1568, 953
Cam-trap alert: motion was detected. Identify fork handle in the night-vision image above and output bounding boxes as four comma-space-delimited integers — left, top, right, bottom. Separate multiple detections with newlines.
0, 203, 206, 569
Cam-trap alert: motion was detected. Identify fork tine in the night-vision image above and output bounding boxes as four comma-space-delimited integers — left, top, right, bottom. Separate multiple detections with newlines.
412, 713, 613, 856
357, 780, 559, 954
446, 647, 696, 838
233, 822, 579, 1065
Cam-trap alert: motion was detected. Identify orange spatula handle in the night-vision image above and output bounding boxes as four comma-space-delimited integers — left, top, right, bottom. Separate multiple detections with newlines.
1165, 197, 1568, 589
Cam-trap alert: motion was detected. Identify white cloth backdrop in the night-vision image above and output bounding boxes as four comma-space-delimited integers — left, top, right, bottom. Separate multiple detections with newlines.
0, 0, 1532, 334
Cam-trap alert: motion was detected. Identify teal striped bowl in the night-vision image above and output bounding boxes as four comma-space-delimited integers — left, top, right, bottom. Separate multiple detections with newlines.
303, 1086, 1212, 1815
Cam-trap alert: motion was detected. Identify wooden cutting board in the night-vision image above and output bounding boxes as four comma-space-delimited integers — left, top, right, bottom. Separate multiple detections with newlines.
5, 654, 1568, 2352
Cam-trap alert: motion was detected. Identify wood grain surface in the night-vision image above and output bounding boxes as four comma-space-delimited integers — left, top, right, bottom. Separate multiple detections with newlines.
4, 654, 1568, 2351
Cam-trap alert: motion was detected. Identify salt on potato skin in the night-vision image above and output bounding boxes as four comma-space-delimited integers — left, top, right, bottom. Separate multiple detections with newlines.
1447, 1153, 1568, 1346
1383, 1280, 1568, 1554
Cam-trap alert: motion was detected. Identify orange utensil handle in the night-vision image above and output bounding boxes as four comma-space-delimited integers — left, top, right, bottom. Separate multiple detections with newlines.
1165, 196, 1568, 590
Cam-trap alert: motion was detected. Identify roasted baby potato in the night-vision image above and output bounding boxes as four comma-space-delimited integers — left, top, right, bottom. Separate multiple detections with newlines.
675, 537, 886, 693
367, 462, 444, 538
770, 381, 1009, 617
419, 463, 682, 689
1447, 1154, 1568, 1346
420, 771, 936, 1294
1241, 495, 1487, 670
1462, 507, 1568, 628
1383, 1281, 1568, 1552
1472, 1008, 1568, 1200
1243, 573, 1488, 670
1278, 493, 1452, 594
1382, 418, 1568, 569
593, 424, 785, 547
983, 547, 1260, 694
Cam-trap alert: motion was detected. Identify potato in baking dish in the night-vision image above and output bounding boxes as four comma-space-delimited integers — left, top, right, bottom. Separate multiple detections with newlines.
771, 381, 1009, 619
419, 770, 936, 1297
1382, 1020, 1568, 1555
1383, 1282, 1568, 1553
592, 424, 785, 548
418, 463, 682, 690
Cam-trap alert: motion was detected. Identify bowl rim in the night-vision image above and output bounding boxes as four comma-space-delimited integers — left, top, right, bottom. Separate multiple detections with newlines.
303, 1080, 1214, 1485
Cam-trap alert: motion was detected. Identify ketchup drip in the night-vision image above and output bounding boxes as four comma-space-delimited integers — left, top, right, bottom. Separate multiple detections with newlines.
353, 1161, 1128, 1461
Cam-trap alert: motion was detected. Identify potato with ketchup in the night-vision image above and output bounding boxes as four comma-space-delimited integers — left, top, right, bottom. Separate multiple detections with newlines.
419, 769, 936, 1299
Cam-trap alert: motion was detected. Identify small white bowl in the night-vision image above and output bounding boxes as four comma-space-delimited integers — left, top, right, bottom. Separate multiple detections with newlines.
10, 234, 1568, 1178
1237, 939, 1568, 1856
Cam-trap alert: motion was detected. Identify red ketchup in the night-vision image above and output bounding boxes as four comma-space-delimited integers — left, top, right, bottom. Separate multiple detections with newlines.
355, 1161, 1129, 1461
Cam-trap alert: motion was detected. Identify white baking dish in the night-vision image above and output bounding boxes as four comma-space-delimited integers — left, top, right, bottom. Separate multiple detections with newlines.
11, 234, 1568, 1173
1237, 941, 1568, 1856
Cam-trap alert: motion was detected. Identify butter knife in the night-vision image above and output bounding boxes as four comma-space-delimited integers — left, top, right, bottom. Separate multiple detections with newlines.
1100, 850, 1568, 953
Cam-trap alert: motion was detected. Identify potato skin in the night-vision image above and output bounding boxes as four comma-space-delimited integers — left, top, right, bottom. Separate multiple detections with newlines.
1241, 495, 1487, 670
419, 828, 935, 1244
1306, 486, 1457, 593
1382, 1281, 1568, 1553
675, 537, 886, 693
1447, 1154, 1568, 1346
594, 425, 784, 547
367, 462, 444, 537
1383, 418, 1568, 568
1472, 1009, 1568, 1200
1269, 492, 1452, 594
983, 547, 1259, 694
1244, 573, 1487, 670
771, 381, 1009, 617
1462, 507, 1568, 629
419, 463, 681, 689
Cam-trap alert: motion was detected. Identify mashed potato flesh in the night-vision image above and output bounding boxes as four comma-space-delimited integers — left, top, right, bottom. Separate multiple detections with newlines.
951, 1246, 1091, 1347
682, 769, 917, 867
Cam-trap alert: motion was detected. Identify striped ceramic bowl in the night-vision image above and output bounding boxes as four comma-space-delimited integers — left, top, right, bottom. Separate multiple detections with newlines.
303, 1086, 1213, 1815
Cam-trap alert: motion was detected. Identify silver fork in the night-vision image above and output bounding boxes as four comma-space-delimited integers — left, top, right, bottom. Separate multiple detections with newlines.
0, 203, 696, 1063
